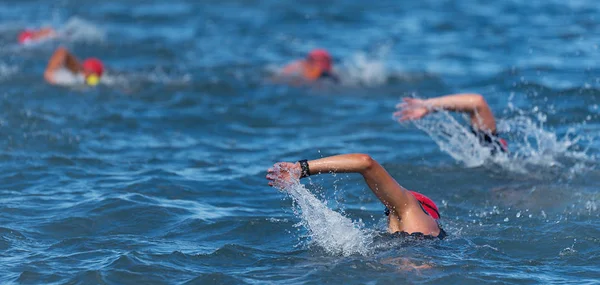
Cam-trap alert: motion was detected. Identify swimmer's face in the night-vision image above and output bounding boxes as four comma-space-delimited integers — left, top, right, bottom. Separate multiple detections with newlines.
306, 55, 332, 73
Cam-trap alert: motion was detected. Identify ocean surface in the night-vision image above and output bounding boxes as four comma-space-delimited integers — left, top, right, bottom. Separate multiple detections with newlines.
0, 0, 599, 284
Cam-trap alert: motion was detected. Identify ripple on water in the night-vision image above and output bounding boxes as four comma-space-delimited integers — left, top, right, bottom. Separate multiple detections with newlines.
0, 0, 599, 284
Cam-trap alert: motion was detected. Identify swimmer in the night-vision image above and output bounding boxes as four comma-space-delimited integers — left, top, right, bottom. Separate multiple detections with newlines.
267, 154, 446, 240
394, 94, 508, 153
277, 49, 339, 84
44, 47, 104, 87
18, 27, 57, 45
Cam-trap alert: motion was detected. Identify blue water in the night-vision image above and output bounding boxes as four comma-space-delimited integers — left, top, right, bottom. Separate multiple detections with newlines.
1, 0, 599, 284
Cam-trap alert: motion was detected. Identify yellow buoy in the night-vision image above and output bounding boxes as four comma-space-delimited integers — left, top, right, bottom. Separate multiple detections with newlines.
86, 74, 100, 86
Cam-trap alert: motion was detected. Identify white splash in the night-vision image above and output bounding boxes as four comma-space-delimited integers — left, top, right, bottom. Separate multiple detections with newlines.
410, 111, 493, 167
100, 67, 191, 88
338, 53, 387, 87
61, 17, 105, 43
281, 181, 372, 256
405, 98, 595, 175
495, 116, 592, 172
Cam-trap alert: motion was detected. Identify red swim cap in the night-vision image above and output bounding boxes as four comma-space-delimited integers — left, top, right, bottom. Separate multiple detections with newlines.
410, 191, 440, 219
18, 30, 34, 44
82, 58, 104, 76
307, 49, 332, 72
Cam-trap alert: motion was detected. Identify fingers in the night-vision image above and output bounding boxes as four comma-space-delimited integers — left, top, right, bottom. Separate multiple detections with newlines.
396, 97, 420, 110
396, 112, 417, 122
395, 102, 408, 109
401, 97, 415, 106
266, 161, 301, 189
393, 111, 408, 119
393, 112, 406, 122
400, 115, 412, 121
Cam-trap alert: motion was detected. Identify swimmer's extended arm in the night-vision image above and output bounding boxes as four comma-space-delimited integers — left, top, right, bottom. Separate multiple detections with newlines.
44, 47, 82, 84
271, 61, 309, 85
280, 61, 304, 76
32, 27, 56, 41
395, 94, 497, 132
267, 154, 440, 234
267, 154, 418, 216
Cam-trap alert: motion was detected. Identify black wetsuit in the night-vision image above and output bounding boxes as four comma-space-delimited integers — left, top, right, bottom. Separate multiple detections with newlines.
390, 228, 447, 240
471, 127, 508, 154
318, 71, 339, 84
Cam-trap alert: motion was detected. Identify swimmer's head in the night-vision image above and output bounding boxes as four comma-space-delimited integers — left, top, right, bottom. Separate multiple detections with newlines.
307, 49, 333, 73
18, 30, 34, 44
82, 58, 104, 86
410, 191, 440, 219
82, 58, 104, 77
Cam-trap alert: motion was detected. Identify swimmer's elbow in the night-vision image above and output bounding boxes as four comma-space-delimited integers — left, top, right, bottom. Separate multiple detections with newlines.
355, 154, 376, 172
471, 94, 487, 108
44, 71, 55, 84
461, 93, 488, 112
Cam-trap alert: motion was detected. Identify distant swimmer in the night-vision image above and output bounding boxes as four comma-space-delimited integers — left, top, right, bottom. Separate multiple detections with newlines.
277, 49, 339, 84
267, 154, 446, 239
394, 93, 508, 153
18, 27, 57, 45
44, 47, 104, 87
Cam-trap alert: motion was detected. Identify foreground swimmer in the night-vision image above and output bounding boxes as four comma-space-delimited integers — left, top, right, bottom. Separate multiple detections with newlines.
395, 94, 508, 153
18, 27, 57, 45
44, 47, 104, 86
267, 154, 446, 239
278, 49, 339, 84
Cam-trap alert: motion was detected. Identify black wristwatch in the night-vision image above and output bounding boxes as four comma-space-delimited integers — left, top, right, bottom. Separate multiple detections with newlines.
298, 159, 310, 178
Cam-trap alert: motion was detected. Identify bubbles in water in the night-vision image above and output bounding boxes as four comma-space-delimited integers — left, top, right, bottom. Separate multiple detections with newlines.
280, 180, 373, 256
0, 63, 18, 79
559, 247, 577, 256
584, 200, 597, 213
559, 239, 578, 257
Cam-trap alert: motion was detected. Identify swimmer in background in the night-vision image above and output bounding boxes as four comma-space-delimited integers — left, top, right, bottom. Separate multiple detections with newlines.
276, 49, 339, 84
267, 153, 446, 239
394, 94, 508, 153
18, 27, 57, 45
44, 47, 104, 87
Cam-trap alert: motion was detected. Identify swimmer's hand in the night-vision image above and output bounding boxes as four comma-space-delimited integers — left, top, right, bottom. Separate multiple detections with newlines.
266, 162, 302, 190
394, 97, 430, 121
